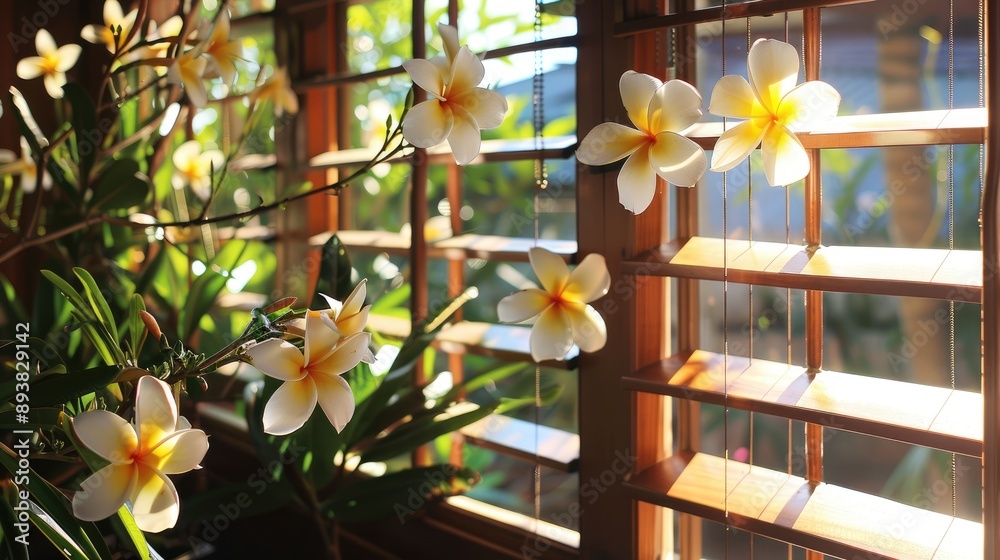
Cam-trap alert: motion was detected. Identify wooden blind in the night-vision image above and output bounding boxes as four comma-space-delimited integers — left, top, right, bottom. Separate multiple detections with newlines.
608, 0, 996, 559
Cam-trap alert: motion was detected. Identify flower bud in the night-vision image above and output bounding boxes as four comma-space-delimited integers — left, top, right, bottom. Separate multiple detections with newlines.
139, 310, 163, 341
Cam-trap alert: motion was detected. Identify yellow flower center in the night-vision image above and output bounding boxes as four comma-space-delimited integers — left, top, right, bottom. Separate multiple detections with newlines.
40, 54, 61, 75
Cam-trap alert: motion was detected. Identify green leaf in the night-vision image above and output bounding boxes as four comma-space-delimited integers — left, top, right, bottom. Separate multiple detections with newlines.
322, 464, 479, 523
62, 83, 98, 185
0, 487, 29, 560
370, 284, 410, 313
311, 234, 353, 308
126, 294, 147, 362
110, 504, 151, 560
360, 402, 496, 464
89, 158, 149, 211
179, 241, 247, 341
7, 88, 76, 199
28, 501, 90, 559
41, 270, 118, 365
28, 364, 122, 407
176, 478, 295, 528
0, 273, 27, 325
0, 408, 65, 431
0, 443, 109, 560
73, 267, 119, 343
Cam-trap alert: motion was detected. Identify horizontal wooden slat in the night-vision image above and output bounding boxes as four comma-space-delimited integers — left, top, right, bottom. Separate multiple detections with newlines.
294, 36, 578, 90
216, 224, 276, 242
308, 135, 578, 169
228, 153, 278, 172
311, 230, 578, 263
460, 414, 579, 472
623, 350, 982, 456
623, 236, 982, 302
624, 452, 983, 560
615, 0, 871, 36
682, 108, 985, 151
368, 314, 578, 370
216, 292, 269, 311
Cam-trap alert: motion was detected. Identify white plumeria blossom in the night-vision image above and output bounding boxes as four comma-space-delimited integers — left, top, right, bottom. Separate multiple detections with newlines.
318, 280, 371, 338
15, 29, 82, 99
402, 23, 508, 165
168, 52, 210, 108
708, 38, 841, 187
398, 215, 454, 243
576, 71, 707, 214
0, 137, 52, 193
81, 0, 138, 53
251, 67, 299, 117
72, 376, 209, 533
171, 140, 224, 200
201, 9, 242, 86
497, 248, 610, 362
247, 311, 371, 435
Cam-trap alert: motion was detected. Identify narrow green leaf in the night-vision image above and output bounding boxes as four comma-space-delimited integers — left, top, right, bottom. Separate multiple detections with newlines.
28, 502, 90, 559
29, 364, 122, 407
0, 486, 29, 560
322, 464, 479, 522
311, 234, 353, 308
110, 504, 150, 560
0, 273, 27, 325
126, 294, 147, 362
62, 84, 98, 184
72, 268, 119, 343
360, 402, 496, 464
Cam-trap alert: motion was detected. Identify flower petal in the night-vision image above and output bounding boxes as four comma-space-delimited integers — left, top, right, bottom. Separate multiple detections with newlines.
649, 132, 707, 187
529, 306, 574, 362
81, 25, 103, 45
342, 279, 367, 316
438, 23, 460, 62
648, 79, 703, 133
263, 378, 318, 436
575, 122, 647, 166
710, 119, 766, 173
619, 71, 661, 132
130, 464, 179, 533
761, 122, 809, 187
314, 374, 355, 433
337, 306, 369, 337
172, 140, 201, 168
15, 58, 44, 80
56, 44, 82, 71
708, 74, 758, 119
617, 145, 658, 214
134, 376, 178, 455
305, 310, 342, 366
564, 303, 607, 353
563, 254, 611, 303
247, 339, 306, 381
403, 58, 444, 97
528, 247, 570, 295
146, 429, 209, 474
497, 288, 551, 323
447, 46, 486, 94
452, 87, 507, 130
402, 99, 454, 148
35, 29, 57, 57
747, 38, 800, 113
776, 80, 841, 132
74, 410, 138, 464
43, 73, 67, 99
73, 464, 136, 522
310, 332, 372, 378
105, 0, 125, 25
446, 103, 482, 165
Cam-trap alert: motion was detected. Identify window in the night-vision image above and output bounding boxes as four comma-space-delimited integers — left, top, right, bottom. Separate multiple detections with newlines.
274, 0, 583, 553
602, 0, 992, 558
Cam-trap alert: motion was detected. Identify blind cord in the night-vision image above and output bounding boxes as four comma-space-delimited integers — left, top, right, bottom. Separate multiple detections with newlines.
532, 0, 544, 531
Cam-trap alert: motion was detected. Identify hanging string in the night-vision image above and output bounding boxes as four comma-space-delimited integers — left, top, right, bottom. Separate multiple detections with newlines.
947, 0, 957, 520
746, 16, 754, 560
784, 13, 793, 559
531, 0, 545, 530
720, 2, 731, 556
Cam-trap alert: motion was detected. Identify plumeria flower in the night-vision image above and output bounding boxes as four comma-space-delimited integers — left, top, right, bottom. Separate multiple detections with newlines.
201, 10, 242, 85
71, 376, 209, 533
0, 137, 52, 193
247, 311, 372, 435
15, 30, 82, 99
497, 248, 610, 362
81, 0, 138, 53
576, 72, 707, 214
168, 51, 210, 107
318, 280, 371, 337
171, 140, 224, 200
708, 38, 841, 186
402, 24, 508, 165
251, 67, 299, 117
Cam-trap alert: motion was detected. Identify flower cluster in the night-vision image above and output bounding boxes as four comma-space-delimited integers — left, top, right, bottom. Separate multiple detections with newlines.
247, 283, 373, 435
577, 38, 841, 214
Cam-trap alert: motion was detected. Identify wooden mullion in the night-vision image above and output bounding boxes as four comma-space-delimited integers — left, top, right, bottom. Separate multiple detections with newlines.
983, 1, 999, 557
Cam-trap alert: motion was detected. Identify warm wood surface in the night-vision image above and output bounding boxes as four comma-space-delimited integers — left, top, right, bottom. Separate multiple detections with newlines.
682, 108, 985, 150
307, 135, 578, 169
623, 237, 983, 302
614, 0, 872, 35
310, 230, 577, 262
367, 314, 579, 370
622, 350, 982, 456
624, 451, 983, 560
459, 414, 580, 472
